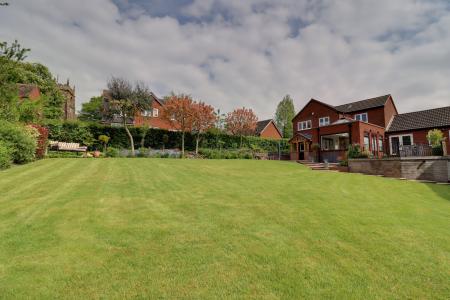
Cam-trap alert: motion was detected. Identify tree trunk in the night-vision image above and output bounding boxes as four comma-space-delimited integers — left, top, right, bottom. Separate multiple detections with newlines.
196, 133, 200, 154
240, 135, 243, 148
181, 131, 185, 158
124, 123, 135, 156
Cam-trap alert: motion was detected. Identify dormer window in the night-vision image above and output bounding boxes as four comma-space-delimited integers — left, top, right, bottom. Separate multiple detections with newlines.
319, 116, 330, 127
354, 113, 368, 122
298, 120, 312, 131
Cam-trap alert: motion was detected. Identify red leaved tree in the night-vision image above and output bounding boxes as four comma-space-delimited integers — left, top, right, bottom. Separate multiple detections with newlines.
192, 101, 216, 154
162, 94, 194, 157
225, 107, 258, 147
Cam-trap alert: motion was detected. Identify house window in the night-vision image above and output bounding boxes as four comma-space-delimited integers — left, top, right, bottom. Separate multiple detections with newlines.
371, 135, 377, 153
378, 136, 383, 151
297, 120, 312, 131
141, 110, 152, 117
363, 133, 370, 150
354, 113, 368, 122
319, 116, 330, 127
152, 108, 159, 117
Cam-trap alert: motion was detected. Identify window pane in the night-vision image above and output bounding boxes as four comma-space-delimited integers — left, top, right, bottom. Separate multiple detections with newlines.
402, 136, 412, 146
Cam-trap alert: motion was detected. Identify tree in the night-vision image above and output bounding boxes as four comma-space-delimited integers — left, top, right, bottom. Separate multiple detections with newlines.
192, 102, 216, 154
78, 96, 103, 122
98, 135, 110, 153
0, 47, 65, 120
106, 77, 152, 156
162, 94, 194, 157
427, 129, 444, 147
0, 40, 30, 61
275, 95, 295, 138
225, 107, 258, 147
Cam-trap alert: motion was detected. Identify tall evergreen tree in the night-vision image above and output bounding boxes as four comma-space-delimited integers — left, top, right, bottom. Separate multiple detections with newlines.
275, 95, 295, 138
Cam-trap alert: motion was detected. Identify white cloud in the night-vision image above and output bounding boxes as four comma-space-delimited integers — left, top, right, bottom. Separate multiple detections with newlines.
0, 0, 449, 119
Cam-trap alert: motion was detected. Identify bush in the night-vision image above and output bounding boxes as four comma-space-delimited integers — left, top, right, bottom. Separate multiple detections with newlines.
0, 120, 37, 164
29, 124, 49, 159
0, 142, 12, 170
105, 147, 120, 158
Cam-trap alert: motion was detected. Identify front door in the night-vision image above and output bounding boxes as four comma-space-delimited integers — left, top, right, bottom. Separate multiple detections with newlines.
391, 137, 400, 155
299, 142, 305, 160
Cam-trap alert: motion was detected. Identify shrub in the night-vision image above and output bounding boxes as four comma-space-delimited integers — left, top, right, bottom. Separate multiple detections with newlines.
29, 124, 49, 159
426, 129, 444, 147
0, 120, 36, 164
105, 147, 120, 158
347, 144, 361, 159
0, 142, 12, 170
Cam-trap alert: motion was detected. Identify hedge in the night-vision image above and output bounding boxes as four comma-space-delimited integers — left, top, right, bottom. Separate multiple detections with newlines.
43, 121, 290, 153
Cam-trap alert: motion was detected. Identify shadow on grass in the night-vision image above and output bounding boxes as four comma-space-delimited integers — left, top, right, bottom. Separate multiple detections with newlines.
426, 183, 450, 201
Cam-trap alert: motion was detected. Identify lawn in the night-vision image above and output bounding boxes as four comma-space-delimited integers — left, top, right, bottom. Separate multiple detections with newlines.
0, 159, 449, 299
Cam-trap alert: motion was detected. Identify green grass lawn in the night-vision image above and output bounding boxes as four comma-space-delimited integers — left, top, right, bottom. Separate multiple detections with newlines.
0, 159, 449, 299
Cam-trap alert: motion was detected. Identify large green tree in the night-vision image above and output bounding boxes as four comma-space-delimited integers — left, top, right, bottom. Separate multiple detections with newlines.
275, 95, 295, 138
0, 40, 65, 120
78, 96, 103, 122
106, 77, 153, 156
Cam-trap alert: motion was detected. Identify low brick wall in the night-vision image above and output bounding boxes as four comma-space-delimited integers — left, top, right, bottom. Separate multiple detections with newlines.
348, 157, 450, 182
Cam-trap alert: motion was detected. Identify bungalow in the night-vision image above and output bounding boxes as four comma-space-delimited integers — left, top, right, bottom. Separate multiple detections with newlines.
255, 119, 283, 139
385, 106, 450, 155
289, 95, 397, 162
102, 90, 177, 130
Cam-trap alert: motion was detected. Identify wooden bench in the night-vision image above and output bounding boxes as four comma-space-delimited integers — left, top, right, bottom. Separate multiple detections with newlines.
49, 141, 88, 152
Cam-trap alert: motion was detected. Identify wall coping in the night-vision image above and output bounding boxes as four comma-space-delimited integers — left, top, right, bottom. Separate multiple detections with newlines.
349, 156, 449, 162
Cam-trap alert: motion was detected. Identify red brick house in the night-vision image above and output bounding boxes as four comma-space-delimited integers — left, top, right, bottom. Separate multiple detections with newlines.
18, 84, 41, 101
385, 106, 450, 155
102, 90, 177, 130
255, 119, 282, 139
289, 95, 397, 162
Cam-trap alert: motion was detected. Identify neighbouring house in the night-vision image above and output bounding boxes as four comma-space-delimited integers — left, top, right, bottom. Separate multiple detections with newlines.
385, 106, 450, 155
17, 81, 76, 120
289, 95, 397, 162
18, 83, 41, 101
101, 90, 177, 130
255, 119, 282, 139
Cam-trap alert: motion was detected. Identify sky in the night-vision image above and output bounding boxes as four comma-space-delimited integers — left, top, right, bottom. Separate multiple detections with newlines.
1, 0, 450, 119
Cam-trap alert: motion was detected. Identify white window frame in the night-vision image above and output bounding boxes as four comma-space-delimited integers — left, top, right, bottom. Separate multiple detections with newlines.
152, 108, 159, 117
297, 120, 312, 131
319, 116, 330, 127
389, 134, 414, 155
354, 113, 368, 122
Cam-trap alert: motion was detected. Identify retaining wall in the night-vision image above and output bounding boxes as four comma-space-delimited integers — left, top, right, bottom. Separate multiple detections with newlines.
348, 157, 450, 182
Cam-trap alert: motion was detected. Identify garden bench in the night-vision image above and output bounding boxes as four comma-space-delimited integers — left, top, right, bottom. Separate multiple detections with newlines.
49, 141, 88, 152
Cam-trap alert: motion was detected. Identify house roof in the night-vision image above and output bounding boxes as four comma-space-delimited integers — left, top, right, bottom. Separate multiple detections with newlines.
255, 119, 282, 137
334, 94, 391, 113
387, 106, 450, 132
288, 132, 312, 143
